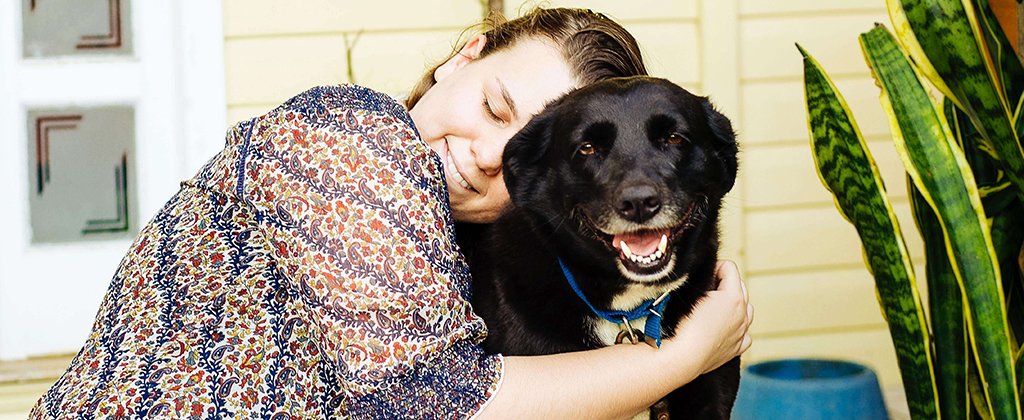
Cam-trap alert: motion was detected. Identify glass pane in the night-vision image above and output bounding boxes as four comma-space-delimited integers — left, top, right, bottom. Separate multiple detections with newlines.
27, 106, 137, 243
22, 0, 133, 58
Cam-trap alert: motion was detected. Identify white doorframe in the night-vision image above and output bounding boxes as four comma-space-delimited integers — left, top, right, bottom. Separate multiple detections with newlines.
0, 0, 226, 360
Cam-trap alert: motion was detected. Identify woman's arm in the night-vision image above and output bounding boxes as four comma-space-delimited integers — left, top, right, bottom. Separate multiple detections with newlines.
479, 261, 753, 419
239, 87, 750, 417
239, 87, 507, 415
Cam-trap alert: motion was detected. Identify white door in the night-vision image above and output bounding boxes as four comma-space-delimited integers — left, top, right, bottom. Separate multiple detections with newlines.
0, 0, 227, 360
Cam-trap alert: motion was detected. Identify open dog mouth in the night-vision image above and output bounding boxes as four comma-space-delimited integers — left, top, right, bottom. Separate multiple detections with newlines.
614, 228, 672, 269
584, 202, 698, 279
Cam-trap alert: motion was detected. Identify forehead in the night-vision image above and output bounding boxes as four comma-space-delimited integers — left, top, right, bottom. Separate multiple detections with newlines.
479, 38, 579, 115
573, 85, 696, 128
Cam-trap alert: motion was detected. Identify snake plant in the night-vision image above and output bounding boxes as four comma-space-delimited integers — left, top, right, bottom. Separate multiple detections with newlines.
800, 0, 1024, 418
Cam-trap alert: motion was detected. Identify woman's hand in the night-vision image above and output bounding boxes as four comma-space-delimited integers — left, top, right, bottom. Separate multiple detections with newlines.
664, 260, 753, 375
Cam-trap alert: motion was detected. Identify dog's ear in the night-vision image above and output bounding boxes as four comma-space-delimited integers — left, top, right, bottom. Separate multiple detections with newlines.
702, 99, 739, 194
502, 109, 556, 203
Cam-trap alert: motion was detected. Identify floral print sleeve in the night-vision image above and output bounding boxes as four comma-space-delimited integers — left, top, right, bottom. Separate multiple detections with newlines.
236, 85, 503, 416
29, 85, 500, 419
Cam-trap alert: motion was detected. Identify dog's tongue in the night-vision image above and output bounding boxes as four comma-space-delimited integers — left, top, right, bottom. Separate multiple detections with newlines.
613, 229, 668, 256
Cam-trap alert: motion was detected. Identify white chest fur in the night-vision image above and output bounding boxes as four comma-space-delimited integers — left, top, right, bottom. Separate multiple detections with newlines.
588, 276, 687, 418
591, 275, 688, 345
593, 315, 648, 346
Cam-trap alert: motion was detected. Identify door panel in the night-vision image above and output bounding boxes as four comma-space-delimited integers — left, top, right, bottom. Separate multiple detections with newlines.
0, 0, 225, 360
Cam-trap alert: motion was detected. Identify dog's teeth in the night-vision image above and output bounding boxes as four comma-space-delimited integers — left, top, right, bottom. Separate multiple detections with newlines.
621, 241, 634, 259
622, 241, 671, 266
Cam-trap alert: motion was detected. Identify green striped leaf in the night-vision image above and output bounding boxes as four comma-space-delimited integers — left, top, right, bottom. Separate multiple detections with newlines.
1017, 345, 1024, 399
800, 43, 939, 419
861, 25, 1020, 420
970, 356, 995, 420
911, 179, 968, 420
968, 0, 1024, 193
888, 0, 1024, 202
1016, 96, 1022, 143
969, 0, 1023, 111
993, 209, 1024, 351
947, 98, 1024, 358
972, 0, 1023, 95
945, 89, 1003, 188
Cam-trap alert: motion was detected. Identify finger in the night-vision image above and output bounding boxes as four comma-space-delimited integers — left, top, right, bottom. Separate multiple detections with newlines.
744, 303, 754, 330
740, 334, 752, 353
715, 260, 740, 292
716, 260, 737, 279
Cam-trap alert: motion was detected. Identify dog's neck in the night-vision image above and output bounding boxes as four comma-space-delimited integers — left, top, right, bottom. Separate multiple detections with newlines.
559, 258, 679, 347
611, 275, 689, 311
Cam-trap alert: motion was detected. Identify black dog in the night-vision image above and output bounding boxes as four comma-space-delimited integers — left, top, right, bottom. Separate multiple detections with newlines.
458, 77, 740, 418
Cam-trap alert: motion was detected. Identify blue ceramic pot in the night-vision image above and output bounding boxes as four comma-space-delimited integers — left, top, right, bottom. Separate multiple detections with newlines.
732, 359, 888, 420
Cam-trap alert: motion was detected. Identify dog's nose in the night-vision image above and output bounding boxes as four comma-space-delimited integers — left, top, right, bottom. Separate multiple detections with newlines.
616, 185, 662, 222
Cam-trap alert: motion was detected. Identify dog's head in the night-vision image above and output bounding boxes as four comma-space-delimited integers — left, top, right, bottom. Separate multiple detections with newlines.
503, 77, 738, 283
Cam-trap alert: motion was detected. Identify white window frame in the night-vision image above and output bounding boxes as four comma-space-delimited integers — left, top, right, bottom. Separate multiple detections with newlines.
0, 0, 226, 360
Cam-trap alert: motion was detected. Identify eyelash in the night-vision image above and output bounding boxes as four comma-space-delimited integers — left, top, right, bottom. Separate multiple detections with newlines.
483, 98, 504, 124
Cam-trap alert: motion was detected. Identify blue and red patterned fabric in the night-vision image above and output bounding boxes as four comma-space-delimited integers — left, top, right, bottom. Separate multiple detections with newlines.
31, 85, 503, 419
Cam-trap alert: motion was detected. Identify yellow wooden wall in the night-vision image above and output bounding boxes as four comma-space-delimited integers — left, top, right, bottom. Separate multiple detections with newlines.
734, 0, 925, 391
223, 0, 921, 390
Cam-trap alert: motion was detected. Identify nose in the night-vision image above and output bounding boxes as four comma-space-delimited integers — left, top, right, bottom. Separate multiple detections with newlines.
471, 135, 505, 177
616, 185, 662, 222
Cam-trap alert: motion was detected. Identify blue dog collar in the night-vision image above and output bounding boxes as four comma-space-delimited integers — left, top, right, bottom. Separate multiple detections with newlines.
557, 258, 671, 347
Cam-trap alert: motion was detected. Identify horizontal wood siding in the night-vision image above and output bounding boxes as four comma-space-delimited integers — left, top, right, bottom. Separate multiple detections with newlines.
223, 0, 914, 393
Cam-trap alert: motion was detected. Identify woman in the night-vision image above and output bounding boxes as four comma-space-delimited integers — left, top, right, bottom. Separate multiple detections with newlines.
32, 8, 752, 419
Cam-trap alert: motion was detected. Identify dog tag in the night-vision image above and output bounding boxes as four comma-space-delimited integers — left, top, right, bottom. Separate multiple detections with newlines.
651, 399, 670, 420
615, 328, 644, 345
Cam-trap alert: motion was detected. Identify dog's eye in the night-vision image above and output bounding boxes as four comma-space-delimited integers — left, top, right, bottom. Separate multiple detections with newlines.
576, 142, 597, 156
665, 133, 687, 145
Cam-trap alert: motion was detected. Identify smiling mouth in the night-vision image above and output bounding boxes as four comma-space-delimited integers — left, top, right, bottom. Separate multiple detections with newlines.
586, 202, 698, 277
616, 229, 670, 266
445, 141, 477, 192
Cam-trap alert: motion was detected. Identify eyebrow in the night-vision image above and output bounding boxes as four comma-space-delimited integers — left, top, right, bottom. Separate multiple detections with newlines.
496, 78, 519, 120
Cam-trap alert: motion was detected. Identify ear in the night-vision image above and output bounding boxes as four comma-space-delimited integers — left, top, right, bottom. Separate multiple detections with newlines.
434, 34, 487, 82
502, 110, 556, 204
702, 99, 739, 194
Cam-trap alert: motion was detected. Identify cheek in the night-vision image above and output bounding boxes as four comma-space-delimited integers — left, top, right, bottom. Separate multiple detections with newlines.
414, 89, 478, 137
487, 177, 511, 206
422, 135, 444, 158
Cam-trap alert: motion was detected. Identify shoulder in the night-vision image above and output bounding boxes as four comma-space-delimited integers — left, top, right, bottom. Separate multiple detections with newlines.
273, 84, 417, 132
243, 84, 442, 196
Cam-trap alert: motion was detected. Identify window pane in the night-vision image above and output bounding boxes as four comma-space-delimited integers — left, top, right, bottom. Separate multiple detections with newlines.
27, 106, 137, 243
22, 0, 132, 58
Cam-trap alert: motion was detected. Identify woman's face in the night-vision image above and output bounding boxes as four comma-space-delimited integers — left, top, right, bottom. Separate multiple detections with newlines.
409, 36, 578, 223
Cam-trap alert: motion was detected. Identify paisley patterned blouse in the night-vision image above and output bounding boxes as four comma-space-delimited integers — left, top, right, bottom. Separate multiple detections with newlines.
31, 85, 503, 419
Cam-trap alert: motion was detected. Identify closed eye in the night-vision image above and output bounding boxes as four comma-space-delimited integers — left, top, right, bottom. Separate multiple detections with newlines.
483, 98, 507, 126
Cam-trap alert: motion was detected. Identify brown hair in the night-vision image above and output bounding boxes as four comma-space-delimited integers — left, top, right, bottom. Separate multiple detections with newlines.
404, 8, 647, 109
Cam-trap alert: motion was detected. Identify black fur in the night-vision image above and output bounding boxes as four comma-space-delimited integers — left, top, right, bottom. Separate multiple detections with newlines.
459, 77, 740, 418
